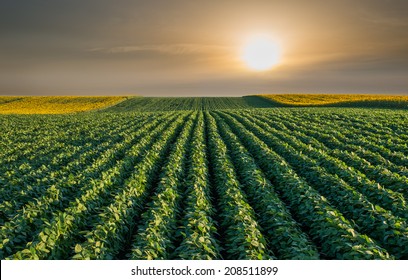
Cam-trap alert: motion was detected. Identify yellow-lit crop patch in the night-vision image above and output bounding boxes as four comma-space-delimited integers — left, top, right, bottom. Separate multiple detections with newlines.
260, 94, 408, 106
0, 96, 127, 114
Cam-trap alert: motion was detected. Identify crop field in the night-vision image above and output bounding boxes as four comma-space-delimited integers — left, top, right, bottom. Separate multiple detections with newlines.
102, 96, 273, 111
261, 94, 408, 108
1, 95, 407, 114
0, 97, 408, 260
0, 96, 272, 115
0, 96, 126, 114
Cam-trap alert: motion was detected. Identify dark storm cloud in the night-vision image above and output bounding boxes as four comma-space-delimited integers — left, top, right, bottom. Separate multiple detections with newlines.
0, 0, 407, 96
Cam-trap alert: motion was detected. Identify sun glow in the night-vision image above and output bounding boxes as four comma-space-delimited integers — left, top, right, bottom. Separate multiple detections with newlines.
241, 35, 281, 71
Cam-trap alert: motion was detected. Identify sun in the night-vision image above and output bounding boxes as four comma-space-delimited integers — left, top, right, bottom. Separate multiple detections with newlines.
241, 35, 281, 71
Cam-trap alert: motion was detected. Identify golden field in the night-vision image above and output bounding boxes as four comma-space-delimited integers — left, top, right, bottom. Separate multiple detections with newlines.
260, 94, 408, 106
0, 96, 127, 114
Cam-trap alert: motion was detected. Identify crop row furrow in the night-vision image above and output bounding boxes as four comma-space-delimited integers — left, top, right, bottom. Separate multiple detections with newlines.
0, 114, 126, 168
71, 113, 190, 260
285, 112, 408, 168
173, 112, 221, 260
268, 113, 408, 193
303, 111, 406, 138
217, 111, 391, 260
205, 112, 273, 260
0, 113, 176, 258
212, 112, 320, 259
298, 111, 408, 146
228, 112, 408, 259
129, 112, 197, 259
245, 112, 408, 220
0, 117, 144, 219
267, 111, 408, 175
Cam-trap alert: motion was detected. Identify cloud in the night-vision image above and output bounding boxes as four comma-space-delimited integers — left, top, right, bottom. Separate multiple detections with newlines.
89, 44, 231, 55
362, 16, 408, 27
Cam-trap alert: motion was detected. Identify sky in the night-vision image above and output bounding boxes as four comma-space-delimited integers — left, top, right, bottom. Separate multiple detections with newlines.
0, 0, 407, 96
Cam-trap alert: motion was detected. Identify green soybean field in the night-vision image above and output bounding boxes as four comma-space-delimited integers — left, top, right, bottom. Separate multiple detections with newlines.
1, 98, 408, 260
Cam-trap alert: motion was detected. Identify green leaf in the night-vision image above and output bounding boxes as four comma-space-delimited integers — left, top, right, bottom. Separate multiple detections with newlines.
74, 244, 82, 253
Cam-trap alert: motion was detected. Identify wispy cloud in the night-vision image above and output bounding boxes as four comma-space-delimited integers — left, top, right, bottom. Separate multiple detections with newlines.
89, 44, 231, 55
362, 17, 408, 27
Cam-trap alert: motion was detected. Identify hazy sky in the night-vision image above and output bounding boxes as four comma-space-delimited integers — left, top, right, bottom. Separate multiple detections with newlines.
1, 0, 407, 96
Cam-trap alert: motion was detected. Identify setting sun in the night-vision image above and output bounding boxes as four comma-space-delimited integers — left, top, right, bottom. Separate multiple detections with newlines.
241, 35, 281, 71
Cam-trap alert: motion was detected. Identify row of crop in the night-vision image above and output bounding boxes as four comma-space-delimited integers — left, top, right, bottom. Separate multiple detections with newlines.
0, 139, 69, 199
286, 111, 408, 177
204, 112, 272, 260
264, 111, 408, 193
103, 97, 258, 112
0, 115, 146, 220
0, 112, 159, 224
285, 111, 408, 167
281, 111, 408, 160
228, 112, 408, 259
104, 98, 200, 112
211, 112, 320, 259
129, 112, 197, 259
0, 113, 177, 259
261, 109, 408, 174
243, 112, 408, 220
9, 112, 181, 260
201, 98, 250, 110
0, 144, 83, 221
216, 111, 391, 259
7, 112, 182, 259
0, 113, 120, 167
172, 112, 221, 260
0, 117, 59, 160
334, 118, 408, 149
293, 109, 408, 145
288, 107, 408, 136
0, 113, 139, 193
313, 117, 408, 161
331, 150, 408, 200
256, 112, 408, 200
70, 113, 190, 260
